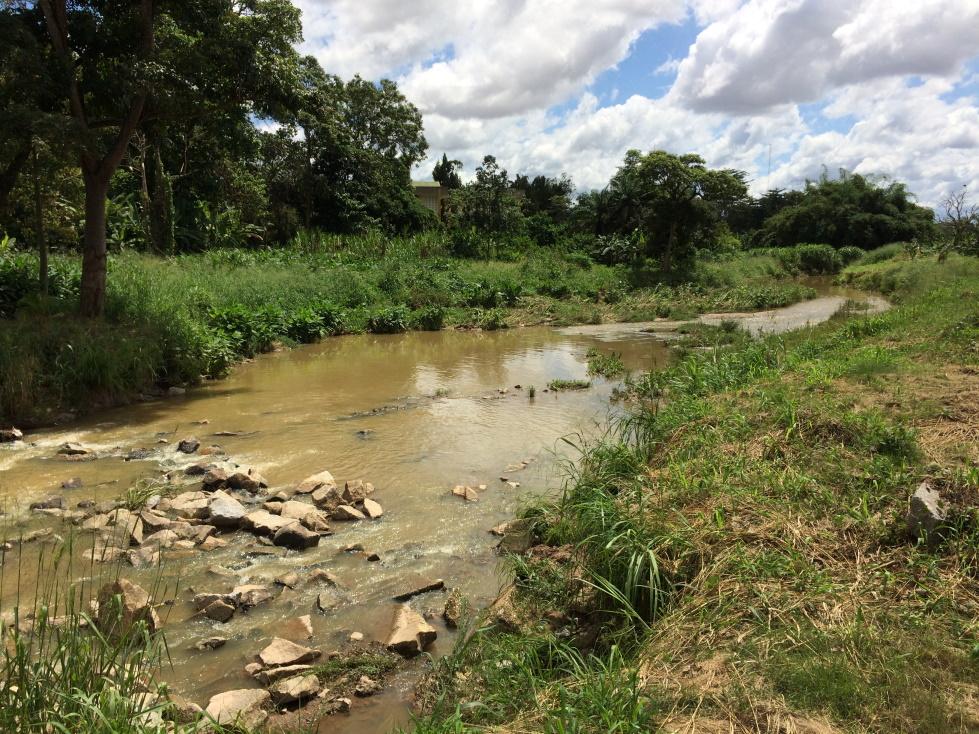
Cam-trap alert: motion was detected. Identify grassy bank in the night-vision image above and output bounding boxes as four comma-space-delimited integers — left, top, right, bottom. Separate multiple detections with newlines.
0, 235, 820, 426
409, 250, 979, 733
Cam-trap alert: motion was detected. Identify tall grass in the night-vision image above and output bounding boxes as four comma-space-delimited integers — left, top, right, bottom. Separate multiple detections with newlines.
0, 537, 218, 733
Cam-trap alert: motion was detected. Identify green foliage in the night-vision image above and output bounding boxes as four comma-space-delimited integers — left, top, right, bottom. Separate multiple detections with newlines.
548, 379, 591, 391
772, 243, 843, 274
412, 304, 446, 331
585, 349, 626, 379
757, 170, 935, 249
368, 305, 411, 333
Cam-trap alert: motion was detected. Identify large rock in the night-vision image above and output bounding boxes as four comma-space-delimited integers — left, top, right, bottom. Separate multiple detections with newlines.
296, 469, 336, 494
0, 427, 23, 442
253, 664, 312, 686
385, 604, 437, 657
169, 491, 210, 520
58, 442, 89, 456
278, 500, 329, 532
451, 485, 479, 502
30, 495, 66, 511
497, 518, 534, 554
177, 437, 200, 454
204, 599, 236, 622
908, 481, 950, 542
233, 584, 274, 608
201, 467, 228, 489
139, 510, 172, 532
204, 689, 269, 728
362, 498, 384, 519
242, 510, 298, 537
443, 589, 464, 628
273, 523, 320, 551
393, 577, 445, 602
193, 592, 238, 611
96, 579, 160, 636
332, 504, 366, 521
269, 674, 320, 706
226, 467, 268, 492
258, 637, 321, 667
141, 529, 179, 550
208, 490, 246, 528
341, 479, 375, 504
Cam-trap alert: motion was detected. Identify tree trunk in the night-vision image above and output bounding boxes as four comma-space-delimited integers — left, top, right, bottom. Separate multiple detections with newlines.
0, 141, 30, 218
80, 171, 110, 317
662, 219, 677, 273
33, 150, 48, 295
145, 139, 174, 254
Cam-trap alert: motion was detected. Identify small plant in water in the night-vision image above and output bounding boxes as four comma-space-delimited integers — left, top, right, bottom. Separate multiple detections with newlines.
528, 385, 537, 398
548, 379, 591, 391
585, 348, 626, 379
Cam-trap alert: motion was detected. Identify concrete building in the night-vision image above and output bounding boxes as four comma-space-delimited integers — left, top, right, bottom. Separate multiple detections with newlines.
411, 181, 449, 215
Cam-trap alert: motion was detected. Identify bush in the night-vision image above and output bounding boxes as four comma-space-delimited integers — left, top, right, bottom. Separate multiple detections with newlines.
857, 242, 905, 265
838, 246, 865, 265
776, 243, 844, 275
368, 305, 411, 333
412, 305, 445, 331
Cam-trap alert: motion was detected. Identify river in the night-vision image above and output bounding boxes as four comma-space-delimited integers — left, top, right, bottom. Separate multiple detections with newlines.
0, 281, 886, 732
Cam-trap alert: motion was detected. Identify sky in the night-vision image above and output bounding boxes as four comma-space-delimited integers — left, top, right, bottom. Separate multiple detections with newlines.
293, 0, 979, 206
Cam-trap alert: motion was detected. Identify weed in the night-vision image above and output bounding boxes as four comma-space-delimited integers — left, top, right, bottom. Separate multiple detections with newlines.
585, 349, 626, 379
548, 379, 591, 391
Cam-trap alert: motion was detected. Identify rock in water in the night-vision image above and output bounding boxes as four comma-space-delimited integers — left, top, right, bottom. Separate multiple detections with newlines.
204, 689, 269, 728
269, 674, 320, 706
96, 579, 160, 636
207, 490, 246, 528
273, 523, 320, 550
341, 479, 375, 504
242, 510, 298, 536
177, 437, 200, 454
58, 442, 89, 456
332, 504, 366, 521
0, 427, 23, 442
386, 604, 437, 657
204, 599, 236, 623
363, 498, 384, 519
907, 481, 949, 542
443, 589, 464, 628
258, 637, 322, 667
297, 469, 336, 494
393, 577, 445, 602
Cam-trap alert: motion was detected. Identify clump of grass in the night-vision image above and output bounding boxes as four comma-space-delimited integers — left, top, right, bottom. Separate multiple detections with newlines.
528, 385, 536, 398
585, 348, 626, 379
311, 649, 400, 684
548, 379, 591, 391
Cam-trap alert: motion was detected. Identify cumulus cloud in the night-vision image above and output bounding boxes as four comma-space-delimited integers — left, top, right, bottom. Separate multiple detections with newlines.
671, 0, 979, 114
294, 0, 979, 206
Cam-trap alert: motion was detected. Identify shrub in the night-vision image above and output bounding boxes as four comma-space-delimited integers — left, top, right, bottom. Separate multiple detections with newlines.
777, 243, 843, 275
838, 246, 865, 265
412, 305, 446, 331
368, 305, 411, 333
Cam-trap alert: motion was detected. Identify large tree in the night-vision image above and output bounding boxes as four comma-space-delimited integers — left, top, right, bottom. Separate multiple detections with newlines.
432, 153, 462, 189
608, 150, 748, 272
3, 0, 302, 316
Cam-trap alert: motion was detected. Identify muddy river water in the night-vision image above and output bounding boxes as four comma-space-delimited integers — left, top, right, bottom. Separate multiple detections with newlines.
0, 281, 886, 732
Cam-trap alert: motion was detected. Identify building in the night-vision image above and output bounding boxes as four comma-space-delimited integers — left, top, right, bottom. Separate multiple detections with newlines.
411, 181, 449, 215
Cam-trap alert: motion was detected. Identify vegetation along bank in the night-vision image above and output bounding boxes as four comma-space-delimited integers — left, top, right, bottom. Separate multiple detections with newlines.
407, 248, 979, 734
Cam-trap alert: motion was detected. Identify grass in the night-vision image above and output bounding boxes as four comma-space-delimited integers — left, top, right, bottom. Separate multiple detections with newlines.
0, 537, 233, 733
0, 235, 820, 426
410, 252, 979, 734
547, 379, 591, 391
585, 348, 626, 379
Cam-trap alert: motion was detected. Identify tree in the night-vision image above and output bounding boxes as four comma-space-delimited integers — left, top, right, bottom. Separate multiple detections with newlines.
940, 186, 978, 258
433, 154, 462, 189
5, 0, 303, 315
447, 155, 525, 234
759, 170, 934, 249
608, 150, 748, 272
512, 173, 573, 221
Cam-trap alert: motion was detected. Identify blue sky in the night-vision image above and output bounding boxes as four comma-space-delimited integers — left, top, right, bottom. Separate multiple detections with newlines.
296, 0, 979, 205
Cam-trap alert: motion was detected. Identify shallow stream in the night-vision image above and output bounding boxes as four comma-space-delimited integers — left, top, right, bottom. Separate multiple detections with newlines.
0, 280, 886, 732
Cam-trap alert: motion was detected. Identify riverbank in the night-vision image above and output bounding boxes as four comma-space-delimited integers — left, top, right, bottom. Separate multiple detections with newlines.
410, 251, 979, 734
0, 240, 822, 427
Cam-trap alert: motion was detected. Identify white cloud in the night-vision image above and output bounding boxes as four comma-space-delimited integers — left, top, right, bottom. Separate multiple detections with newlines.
671, 0, 979, 114
296, 0, 979, 206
